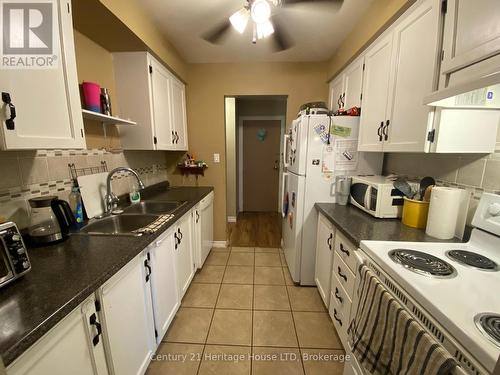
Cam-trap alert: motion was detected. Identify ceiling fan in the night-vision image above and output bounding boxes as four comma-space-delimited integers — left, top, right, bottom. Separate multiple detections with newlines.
202, 0, 344, 52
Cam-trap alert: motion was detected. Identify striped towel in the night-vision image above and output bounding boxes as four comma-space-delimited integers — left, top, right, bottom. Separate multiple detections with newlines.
348, 265, 458, 375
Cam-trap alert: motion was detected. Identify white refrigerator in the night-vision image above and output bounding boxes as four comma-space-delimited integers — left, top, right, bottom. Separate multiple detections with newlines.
281, 114, 382, 285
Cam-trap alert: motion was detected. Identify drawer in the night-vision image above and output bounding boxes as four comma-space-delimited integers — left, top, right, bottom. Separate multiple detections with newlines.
334, 230, 358, 274
329, 290, 349, 349
332, 253, 356, 299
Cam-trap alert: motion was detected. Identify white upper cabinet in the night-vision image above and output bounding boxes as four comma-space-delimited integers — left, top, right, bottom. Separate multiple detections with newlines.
343, 58, 364, 110
328, 75, 344, 111
384, 0, 441, 152
441, 0, 500, 77
113, 52, 188, 151
358, 35, 393, 152
358, 0, 443, 153
169, 78, 188, 150
0, 0, 85, 150
328, 57, 364, 112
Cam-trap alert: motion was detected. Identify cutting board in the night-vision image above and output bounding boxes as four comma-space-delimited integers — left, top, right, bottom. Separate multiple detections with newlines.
77, 172, 108, 219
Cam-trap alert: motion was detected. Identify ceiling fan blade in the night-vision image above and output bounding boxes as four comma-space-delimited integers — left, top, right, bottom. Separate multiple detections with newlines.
202, 20, 232, 44
271, 16, 294, 52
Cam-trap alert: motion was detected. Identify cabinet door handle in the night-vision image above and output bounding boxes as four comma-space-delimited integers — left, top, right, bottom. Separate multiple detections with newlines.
333, 308, 343, 326
172, 131, 175, 144
337, 267, 347, 282
327, 233, 333, 250
383, 120, 390, 141
1, 92, 16, 130
339, 243, 350, 257
144, 259, 152, 282
89, 313, 102, 346
196, 210, 200, 223
377, 121, 383, 141
174, 232, 179, 249
335, 287, 343, 304
175, 131, 179, 143
177, 227, 183, 241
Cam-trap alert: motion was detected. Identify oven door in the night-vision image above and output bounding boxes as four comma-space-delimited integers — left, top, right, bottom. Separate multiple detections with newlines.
0, 245, 14, 286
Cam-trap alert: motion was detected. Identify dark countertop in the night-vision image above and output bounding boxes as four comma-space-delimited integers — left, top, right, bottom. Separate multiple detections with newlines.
0, 183, 213, 367
315, 203, 464, 246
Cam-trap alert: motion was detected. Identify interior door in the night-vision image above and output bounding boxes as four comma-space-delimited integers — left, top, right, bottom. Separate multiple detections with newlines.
149, 57, 174, 150
150, 230, 179, 343
358, 35, 393, 152
384, 0, 440, 152
343, 57, 364, 109
329, 76, 344, 111
242, 119, 281, 211
169, 78, 188, 150
0, 0, 85, 150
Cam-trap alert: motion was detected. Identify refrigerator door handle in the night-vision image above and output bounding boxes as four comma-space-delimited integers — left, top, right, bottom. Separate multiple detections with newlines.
281, 172, 288, 218
283, 134, 290, 168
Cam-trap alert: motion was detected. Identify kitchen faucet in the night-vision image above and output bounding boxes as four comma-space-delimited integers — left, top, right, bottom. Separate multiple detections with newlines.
104, 167, 145, 214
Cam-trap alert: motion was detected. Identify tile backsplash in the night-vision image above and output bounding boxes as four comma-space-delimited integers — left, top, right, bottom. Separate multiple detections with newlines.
383, 151, 500, 224
0, 149, 169, 228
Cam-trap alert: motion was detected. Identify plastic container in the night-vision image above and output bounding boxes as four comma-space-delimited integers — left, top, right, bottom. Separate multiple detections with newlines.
81, 81, 101, 112
69, 187, 84, 224
401, 197, 429, 229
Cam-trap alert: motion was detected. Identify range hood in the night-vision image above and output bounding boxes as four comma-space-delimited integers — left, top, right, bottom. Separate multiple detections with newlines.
424, 71, 500, 109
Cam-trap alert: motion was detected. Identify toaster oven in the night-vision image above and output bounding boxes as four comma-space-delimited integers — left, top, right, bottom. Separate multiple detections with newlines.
0, 222, 31, 289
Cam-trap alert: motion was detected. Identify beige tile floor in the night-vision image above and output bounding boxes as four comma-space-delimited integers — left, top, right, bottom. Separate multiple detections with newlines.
147, 247, 345, 375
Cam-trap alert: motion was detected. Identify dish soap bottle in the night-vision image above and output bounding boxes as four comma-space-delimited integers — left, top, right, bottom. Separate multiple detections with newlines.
129, 181, 141, 204
69, 187, 84, 224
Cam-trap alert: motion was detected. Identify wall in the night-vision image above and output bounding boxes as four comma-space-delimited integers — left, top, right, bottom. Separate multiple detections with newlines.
175, 62, 328, 241
0, 31, 170, 227
383, 148, 500, 222
326, 0, 412, 80
98, 0, 188, 81
225, 98, 237, 219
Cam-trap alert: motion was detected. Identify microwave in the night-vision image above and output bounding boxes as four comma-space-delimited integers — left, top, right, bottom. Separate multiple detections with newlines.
0, 222, 31, 289
349, 176, 413, 218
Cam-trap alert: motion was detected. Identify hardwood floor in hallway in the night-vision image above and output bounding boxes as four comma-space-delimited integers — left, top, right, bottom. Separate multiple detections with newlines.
227, 212, 282, 248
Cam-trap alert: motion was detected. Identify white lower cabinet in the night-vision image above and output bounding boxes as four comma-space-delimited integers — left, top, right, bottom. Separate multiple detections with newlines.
7, 295, 108, 375
97, 252, 156, 375
174, 212, 195, 299
315, 212, 335, 307
149, 228, 180, 343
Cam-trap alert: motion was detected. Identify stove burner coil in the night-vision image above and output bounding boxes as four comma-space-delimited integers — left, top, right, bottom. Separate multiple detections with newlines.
388, 249, 456, 278
446, 250, 498, 271
475, 313, 500, 348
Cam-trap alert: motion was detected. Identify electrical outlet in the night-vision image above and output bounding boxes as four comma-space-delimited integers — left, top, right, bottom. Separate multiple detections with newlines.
213, 153, 220, 163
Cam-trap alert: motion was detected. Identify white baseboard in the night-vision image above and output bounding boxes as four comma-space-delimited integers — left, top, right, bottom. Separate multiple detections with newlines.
227, 216, 237, 223
212, 241, 229, 248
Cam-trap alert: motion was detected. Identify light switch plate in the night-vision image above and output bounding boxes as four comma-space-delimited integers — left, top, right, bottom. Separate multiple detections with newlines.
213, 153, 220, 163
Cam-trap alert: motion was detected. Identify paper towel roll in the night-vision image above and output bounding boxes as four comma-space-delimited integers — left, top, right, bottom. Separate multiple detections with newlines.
425, 187, 463, 239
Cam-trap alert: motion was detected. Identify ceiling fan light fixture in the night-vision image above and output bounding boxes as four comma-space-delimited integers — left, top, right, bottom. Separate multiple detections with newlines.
251, 0, 272, 24
229, 8, 250, 34
256, 19, 274, 39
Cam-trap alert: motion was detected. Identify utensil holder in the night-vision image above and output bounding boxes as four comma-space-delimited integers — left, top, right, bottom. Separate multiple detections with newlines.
401, 197, 429, 229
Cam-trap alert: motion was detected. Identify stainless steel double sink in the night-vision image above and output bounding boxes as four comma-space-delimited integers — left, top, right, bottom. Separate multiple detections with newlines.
78, 200, 187, 236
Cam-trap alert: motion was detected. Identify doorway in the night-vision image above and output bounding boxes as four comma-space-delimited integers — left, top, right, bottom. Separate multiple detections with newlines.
225, 96, 287, 226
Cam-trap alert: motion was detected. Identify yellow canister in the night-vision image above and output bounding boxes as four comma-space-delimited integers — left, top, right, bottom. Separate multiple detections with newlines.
401, 197, 430, 229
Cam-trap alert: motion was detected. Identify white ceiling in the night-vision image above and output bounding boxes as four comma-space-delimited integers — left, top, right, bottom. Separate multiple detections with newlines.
141, 0, 374, 63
